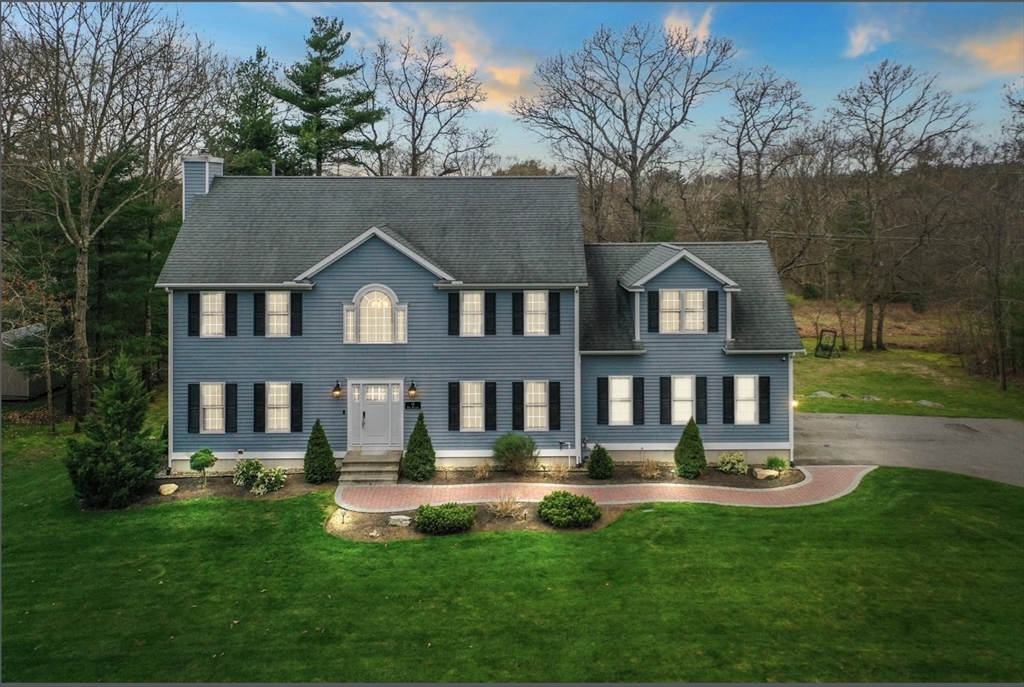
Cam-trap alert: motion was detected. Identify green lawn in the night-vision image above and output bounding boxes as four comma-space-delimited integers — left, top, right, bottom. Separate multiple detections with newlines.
2, 421, 1022, 682
794, 338, 1024, 420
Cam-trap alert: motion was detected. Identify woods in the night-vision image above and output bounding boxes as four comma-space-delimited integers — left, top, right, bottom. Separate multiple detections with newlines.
2, 4, 1021, 429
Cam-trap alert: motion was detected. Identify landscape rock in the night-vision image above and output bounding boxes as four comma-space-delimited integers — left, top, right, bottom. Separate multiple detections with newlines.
839, 393, 856, 399
388, 515, 411, 527
158, 483, 179, 496
811, 391, 834, 398
753, 468, 779, 480
916, 400, 944, 408
862, 395, 881, 401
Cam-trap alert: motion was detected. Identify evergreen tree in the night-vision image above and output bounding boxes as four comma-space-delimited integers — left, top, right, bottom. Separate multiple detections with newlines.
586, 443, 615, 479
674, 418, 707, 479
304, 418, 337, 483
271, 16, 387, 175
401, 412, 436, 481
64, 354, 164, 508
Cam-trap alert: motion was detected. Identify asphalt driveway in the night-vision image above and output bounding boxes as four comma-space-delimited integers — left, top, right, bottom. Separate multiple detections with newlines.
794, 413, 1024, 487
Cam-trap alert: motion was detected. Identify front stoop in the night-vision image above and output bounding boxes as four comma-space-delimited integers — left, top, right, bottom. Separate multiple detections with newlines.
338, 449, 402, 485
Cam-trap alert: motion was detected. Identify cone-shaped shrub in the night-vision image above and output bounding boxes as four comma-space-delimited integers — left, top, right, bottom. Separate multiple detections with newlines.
675, 417, 707, 479
304, 419, 337, 483
586, 443, 614, 479
401, 412, 436, 481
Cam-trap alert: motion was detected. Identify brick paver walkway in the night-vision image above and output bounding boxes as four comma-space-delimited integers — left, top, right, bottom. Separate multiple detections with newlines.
335, 465, 876, 513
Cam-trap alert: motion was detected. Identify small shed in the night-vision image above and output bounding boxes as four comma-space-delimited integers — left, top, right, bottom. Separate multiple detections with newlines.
2, 324, 65, 401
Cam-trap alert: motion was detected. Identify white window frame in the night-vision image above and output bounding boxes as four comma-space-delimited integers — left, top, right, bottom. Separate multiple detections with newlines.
266, 381, 291, 433
525, 290, 548, 336
343, 284, 408, 345
671, 375, 694, 425
266, 292, 290, 338
461, 291, 484, 337
200, 382, 225, 434
660, 289, 682, 333
683, 289, 706, 333
735, 375, 758, 425
200, 291, 225, 338
609, 375, 632, 426
525, 380, 549, 431
461, 381, 484, 432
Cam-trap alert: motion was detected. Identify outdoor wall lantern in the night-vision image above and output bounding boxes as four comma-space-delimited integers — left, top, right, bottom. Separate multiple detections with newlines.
332, 381, 343, 399
407, 380, 418, 398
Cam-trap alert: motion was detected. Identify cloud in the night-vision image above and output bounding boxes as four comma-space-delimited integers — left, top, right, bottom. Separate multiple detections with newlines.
234, 2, 289, 17
844, 22, 892, 58
664, 6, 714, 42
958, 31, 1024, 74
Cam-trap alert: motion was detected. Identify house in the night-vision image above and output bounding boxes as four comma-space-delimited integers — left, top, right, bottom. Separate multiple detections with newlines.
156, 153, 803, 474
2, 324, 66, 402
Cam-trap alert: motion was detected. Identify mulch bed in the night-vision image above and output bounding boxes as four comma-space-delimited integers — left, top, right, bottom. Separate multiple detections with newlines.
135, 472, 335, 508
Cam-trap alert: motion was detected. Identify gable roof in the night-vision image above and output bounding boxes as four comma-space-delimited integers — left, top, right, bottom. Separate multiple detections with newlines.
156, 176, 588, 287
582, 241, 803, 353
618, 243, 740, 290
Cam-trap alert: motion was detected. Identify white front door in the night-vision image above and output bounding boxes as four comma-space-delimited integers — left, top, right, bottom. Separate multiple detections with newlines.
349, 381, 403, 449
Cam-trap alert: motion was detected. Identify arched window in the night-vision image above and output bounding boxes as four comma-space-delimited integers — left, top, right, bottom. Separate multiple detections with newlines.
345, 284, 407, 344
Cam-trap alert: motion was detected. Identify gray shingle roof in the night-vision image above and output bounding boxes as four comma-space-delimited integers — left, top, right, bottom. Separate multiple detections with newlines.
618, 243, 679, 287
582, 242, 803, 352
157, 176, 588, 286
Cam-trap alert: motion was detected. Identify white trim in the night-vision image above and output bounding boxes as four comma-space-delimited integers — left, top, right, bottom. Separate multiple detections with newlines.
295, 226, 455, 282
459, 380, 486, 432
608, 375, 633, 426
724, 348, 805, 355
580, 349, 645, 356
599, 442, 792, 451
524, 379, 549, 432
633, 291, 641, 341
658, 288, 707, 334
199, 382, 226, 434
726, 291, 733, 341
351, 283, 406, 345
735, 374, 759, 425
435, 449, 576, 459
204, 161, 209, 195
670, 375, 695, 425
171, 450, 336, 462
435, 282, 586, 290
574, 287, 582, 463
199, 291, 226, 338
167, 290, 173, 468
460, 291, 485, 337
788, 353, 795, 464
524, 290, 549, 337
156, 282, 315, 290
631, 247, 740, 289
265, 291, 291, 338
264, 381, 292, 433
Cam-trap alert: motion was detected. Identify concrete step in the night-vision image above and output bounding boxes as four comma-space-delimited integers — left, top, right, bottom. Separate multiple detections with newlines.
339, 464, 399, 475
338, 470, 399, 485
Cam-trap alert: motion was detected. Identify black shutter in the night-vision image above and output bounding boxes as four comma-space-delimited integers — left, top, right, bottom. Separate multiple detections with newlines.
290, 383, 303, 433
188, 293, 200, 336
708, 290, 719, 333
448, 382, 460, 431
448, 293, 459, 336
759, 376, 771, 424
253, 383, 265, 432
696, 377, 708, 424
512, 382, 524, 430
597, 377, 609, 425
549, 292, 560, 335
253, 293, 265, 336
225, 384, 237, 433
291, 292, 303, 336
512, 292, 524, 335
549, 381, 561, 431
485, 382, 497, 431
485, 292, 496, 335
225, 294, 237, 336
723, 376, 735, 425
187, 383, 199, 433
633, 376, 645, 425
648, 291, 659, 333
660, 376, 671, 425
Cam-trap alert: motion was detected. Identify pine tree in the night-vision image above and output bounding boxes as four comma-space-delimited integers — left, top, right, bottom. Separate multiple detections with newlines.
674, 417, 707, 479
401, 412, 436, 481
271, 16, 387, 175
304, 418, 337, 484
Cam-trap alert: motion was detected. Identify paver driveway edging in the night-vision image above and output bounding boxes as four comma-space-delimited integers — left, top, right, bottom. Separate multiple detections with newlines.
335, 465, 877, 513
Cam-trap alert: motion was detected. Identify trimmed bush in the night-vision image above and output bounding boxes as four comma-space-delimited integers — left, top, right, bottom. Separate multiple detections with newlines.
674, 417, 707, 479
538, 490, 601, 528
415, 502, 477, 534
401, 412, 436, 481
493, 432, 538, 476
765, 456, 788, 472
586, 443, 614, 479
190, 448, 217, 488
251, 467, 286, 496
233, 458, 264, 488
717, 451, 748, 475
304, 419, 337, 484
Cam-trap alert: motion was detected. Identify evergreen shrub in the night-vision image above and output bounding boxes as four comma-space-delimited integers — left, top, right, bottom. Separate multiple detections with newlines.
493, 432, 538, 476
586, 443, 614, 479
401, 412, 436, 481
415, 502, 476, 534
538, 490, 601, 528
675, 418, 707, 479
304, 419, 337, 483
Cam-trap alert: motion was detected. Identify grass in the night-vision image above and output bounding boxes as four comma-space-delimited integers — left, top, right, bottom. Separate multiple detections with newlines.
3, 420, 1023, 682
794, 339, 1024, 420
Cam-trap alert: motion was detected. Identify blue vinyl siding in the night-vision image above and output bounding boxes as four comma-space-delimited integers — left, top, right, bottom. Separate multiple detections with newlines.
171, 236, 576, 456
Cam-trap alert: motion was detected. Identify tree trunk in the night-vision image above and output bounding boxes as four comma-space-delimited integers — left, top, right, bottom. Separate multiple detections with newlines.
44, 348, 55, 435
993, 284, 1007, 391
874, 302, 887, 351
74, 246, 92, 422
65, 370, 75, 416
861, 301, 874, 351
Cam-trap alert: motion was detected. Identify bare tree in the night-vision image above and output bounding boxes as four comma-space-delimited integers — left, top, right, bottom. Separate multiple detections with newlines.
511, 22, 734, 242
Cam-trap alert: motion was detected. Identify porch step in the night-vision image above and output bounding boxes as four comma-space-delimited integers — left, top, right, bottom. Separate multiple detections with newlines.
338, 449, 402, 485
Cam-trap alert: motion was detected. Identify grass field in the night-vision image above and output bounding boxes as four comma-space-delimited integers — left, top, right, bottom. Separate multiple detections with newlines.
3, 420, 1022, 682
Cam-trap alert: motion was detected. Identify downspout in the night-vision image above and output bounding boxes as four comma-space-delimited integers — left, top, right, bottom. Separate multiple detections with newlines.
166, 288, 174, 470
788, 352, 794, 466
633, 291, 641, 342
574, 286, 582, 467
726, 291, 733, 341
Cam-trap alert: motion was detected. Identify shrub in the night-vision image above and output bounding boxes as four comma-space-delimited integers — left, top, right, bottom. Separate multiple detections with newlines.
401, 412, 436, 481
638, 458, 663, 480
785, 293, 804, 309
473, 461, 493, 480
415, 502, 477, 534
251, 467, 287, 496
233, 458, 264, 488
674, 417, 707, 479
492, 432, 538, 476
548, 462, 570, 482
586, 443, 614, 479
538, 490, 601, 529
764, 456, 789, 472
716, 451, 748, 475
189, 448, 217, 488
63, 354, 164, 509
800, 282, 822, 300
487, 491, 527, 520
304, 419, 337, 484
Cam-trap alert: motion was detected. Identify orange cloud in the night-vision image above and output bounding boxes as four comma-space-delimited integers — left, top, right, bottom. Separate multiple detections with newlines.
959, 32, 1024, 74
665, 7, 714, 42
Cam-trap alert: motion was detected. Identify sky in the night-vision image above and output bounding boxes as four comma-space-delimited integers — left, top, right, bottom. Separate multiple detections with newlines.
174, 1, 1024, 166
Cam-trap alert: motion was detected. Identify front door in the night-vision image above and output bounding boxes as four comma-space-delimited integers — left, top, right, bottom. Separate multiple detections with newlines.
349, 381, 402, 450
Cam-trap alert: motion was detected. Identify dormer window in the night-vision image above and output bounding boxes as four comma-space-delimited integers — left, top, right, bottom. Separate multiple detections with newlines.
656, 289, 705, 333
684, 290, 705, 331
344, 284, 408, 344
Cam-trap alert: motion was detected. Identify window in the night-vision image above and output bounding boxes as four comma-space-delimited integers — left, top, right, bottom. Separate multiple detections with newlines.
461, 292, 483, 336
609, 376, 632, 425
352, 385, 360, 403
684, 290, 705, 331
660, 290, 681, 332
672, 376, 694, 424
396, 308, 407, 343
267, 292, 290, 337
267, 382, 290, 432
200, 383, 224, 433
461, 381, 483, 431
391, 384, 400, 402
735, 375, 757, 424
345, 309, 356, 343
200, 292, 224, 337
525, 290, 547, 335
526, 381, 548, 430
359, 290, 393, 343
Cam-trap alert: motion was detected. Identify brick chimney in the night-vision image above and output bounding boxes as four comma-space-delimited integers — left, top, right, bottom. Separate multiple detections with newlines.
181, 149, 224, 218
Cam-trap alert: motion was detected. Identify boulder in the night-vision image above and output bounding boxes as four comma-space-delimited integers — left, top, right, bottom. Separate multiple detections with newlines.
753, 468, 779, 480
811, 391, 834, 398
389, 515, 411, 527
158, 483, 179, 496
917, 400, 944, 408
862, 395, 881, 401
